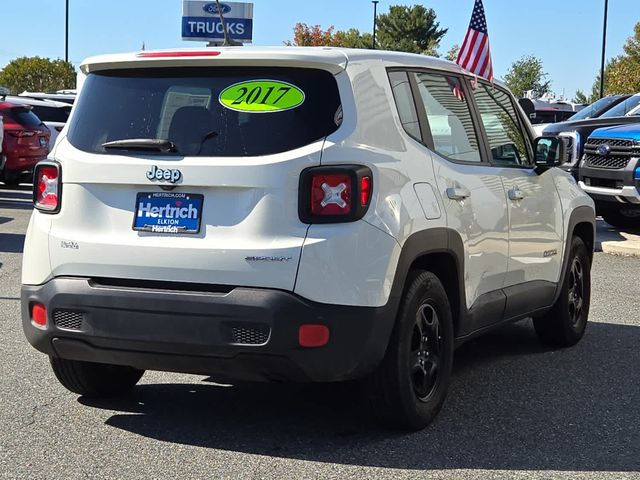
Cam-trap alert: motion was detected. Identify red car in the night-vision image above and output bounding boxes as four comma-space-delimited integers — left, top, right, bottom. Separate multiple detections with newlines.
0, 101, 50, 186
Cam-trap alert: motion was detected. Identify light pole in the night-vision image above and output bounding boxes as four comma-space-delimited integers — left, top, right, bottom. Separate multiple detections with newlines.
65, 0, 69, 62
599, 0, 609, 99
372, 1, 379, 50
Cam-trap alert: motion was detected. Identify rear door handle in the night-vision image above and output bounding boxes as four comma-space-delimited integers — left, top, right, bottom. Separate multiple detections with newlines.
446, 187, 471, 200
508, 188, 525, 201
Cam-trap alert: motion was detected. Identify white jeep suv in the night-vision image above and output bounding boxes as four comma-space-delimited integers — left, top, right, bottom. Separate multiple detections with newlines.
21, 47, 595, 430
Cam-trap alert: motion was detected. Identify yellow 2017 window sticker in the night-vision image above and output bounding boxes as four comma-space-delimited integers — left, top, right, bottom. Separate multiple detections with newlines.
219, 80, 305, 113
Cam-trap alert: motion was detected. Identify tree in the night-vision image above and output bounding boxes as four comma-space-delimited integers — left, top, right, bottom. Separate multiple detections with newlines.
445, 44, 460, 62
572, 90, 589, 104
503, 55, 551, 98
584, 22, 640, 99
286, 23, 371, 48
376, 5, 447, 55
0, 57, 76, 94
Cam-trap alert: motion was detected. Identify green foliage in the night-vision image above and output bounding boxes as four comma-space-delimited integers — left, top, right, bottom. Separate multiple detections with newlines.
572, 90, 589, 104
286, 23, 371, 48
445, 44, 460, 62
376, 5, 447, 55
286, 4, 446, 56
0, 57, 76, 94
503, 55, 551, 98
585, 22, 640, 99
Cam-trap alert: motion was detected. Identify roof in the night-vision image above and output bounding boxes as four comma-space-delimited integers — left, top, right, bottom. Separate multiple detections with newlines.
80, 46, 488, 81
0, 101, 28, 110
5, 95, 71, 109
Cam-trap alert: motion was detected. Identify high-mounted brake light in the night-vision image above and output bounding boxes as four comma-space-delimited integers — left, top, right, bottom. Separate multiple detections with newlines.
33, 162, 61, 213
299, 165, 373, 224
136, 51, 221, 58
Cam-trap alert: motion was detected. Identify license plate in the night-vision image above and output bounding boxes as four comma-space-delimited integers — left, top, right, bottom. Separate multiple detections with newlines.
133, 192, 203, 234
39, 137, 48, 147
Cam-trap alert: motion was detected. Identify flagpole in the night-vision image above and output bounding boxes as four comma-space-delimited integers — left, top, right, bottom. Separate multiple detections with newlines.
599, 0, 609, 99
371, 1, 379, 50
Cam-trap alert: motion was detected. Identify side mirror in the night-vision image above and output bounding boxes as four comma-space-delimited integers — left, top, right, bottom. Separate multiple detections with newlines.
533, 136, 567, 171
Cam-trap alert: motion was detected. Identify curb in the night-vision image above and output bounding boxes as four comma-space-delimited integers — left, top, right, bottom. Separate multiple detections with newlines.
595, 219, 640, 257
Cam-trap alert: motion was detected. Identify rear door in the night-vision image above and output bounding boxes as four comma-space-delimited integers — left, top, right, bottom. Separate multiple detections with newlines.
409, 70, 510, 314
48, 66, 343, 290
471, 82, 563, 302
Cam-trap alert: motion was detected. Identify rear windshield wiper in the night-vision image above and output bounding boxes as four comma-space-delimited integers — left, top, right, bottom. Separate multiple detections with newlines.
102, 138, 179, 153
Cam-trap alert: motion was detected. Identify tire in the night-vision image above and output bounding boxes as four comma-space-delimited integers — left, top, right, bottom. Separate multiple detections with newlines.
533, 236, 591, 347
49, 357, 144, 397
602, 208, 640, 230
365, 270, 454, 431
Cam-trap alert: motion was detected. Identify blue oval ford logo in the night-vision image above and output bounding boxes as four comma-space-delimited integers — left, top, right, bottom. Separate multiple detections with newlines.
596, 143, 611, 156
203, 2, 231, 14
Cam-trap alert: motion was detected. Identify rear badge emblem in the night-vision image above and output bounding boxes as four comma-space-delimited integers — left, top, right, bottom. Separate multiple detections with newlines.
146, 165, 182, 183
596, 144, 611, 156
245, 256, 293, 262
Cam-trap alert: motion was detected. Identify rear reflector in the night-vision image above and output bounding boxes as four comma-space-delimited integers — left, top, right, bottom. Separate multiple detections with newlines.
136, 51, 221, 58
33, 162, 61, 213
298, 324, 330, 347
31, 303, 47, 327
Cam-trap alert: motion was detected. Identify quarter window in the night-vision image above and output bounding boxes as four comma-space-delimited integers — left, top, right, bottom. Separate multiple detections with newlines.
388, 71, 421, 141
473, 83, 531, 166
413, 72, 482, 163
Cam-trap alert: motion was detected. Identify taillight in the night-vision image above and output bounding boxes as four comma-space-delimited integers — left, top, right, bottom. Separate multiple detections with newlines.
33, 162, 61, 213
299, 165, 373, 223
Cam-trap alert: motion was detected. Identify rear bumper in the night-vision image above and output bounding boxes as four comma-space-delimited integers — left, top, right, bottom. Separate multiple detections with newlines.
21, 277, 396, 382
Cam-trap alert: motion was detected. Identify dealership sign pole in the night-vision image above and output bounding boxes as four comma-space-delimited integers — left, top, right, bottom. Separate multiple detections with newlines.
182, 1, 253, 44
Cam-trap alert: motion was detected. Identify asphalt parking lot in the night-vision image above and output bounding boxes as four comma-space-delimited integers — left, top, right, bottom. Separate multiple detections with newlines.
1, 185, 639, 480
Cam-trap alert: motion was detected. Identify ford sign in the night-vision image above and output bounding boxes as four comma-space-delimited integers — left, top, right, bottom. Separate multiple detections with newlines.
596, 143, 611, 156
203, 2, 231, 14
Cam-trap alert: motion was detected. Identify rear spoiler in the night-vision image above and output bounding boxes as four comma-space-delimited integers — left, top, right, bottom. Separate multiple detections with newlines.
80, 48, 349, 76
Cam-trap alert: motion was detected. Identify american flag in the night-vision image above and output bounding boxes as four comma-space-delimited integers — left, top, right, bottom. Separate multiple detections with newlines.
456, 0, 493, 82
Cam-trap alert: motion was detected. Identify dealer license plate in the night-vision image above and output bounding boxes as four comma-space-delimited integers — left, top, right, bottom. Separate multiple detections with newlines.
133, 192, 203, 234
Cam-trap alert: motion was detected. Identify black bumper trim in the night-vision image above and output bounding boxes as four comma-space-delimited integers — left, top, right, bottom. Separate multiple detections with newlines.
22, 277, 396, 382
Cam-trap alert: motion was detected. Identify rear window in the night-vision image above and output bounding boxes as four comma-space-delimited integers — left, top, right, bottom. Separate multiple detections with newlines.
67, 67, 342, 156
30, 105, 71, 123
2, 107, 43, 128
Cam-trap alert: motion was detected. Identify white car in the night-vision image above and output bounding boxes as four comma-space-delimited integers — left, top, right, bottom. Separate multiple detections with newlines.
21, 47, 595, 430
5, 96, 71, 148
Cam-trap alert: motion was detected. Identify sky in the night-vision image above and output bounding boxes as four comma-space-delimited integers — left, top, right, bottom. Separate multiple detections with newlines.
1, 0, 638, 99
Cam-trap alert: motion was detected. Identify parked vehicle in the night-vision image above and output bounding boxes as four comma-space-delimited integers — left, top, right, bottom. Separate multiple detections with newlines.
543, 94, 640, 179
0, 101, 50, 186
19, 90, 76, 105
0, 114, 4, 174
579, 124, 640, 229
6, 96, 71, 147
21, 47, 595, 430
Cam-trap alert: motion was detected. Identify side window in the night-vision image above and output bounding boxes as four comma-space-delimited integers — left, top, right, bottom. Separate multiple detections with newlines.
412, 72, 482, 163
473, 83, 531, 166
388, 71, 421, 141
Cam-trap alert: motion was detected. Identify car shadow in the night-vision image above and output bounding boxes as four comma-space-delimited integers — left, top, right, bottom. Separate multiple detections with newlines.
0, 233, 25, 253
79, 321, 640, 472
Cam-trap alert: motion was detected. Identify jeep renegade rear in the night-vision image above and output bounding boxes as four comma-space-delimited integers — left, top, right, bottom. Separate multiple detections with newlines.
22, 47, 595, 430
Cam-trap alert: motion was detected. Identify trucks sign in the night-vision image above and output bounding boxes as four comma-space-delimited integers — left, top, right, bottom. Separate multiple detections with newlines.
182, 1, 253, 43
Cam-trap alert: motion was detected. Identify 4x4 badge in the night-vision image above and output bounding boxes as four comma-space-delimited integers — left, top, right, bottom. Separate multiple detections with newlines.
146, 165, 182, 183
